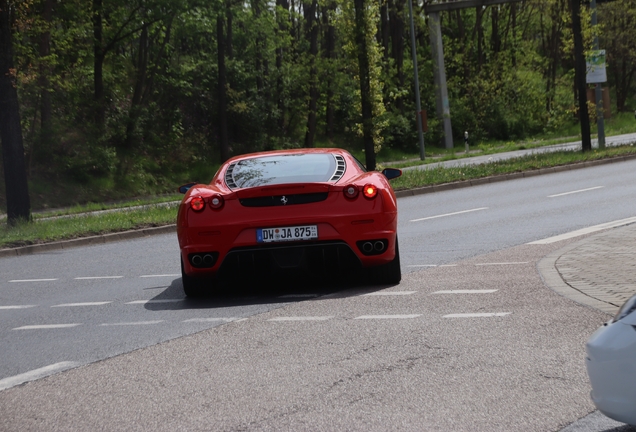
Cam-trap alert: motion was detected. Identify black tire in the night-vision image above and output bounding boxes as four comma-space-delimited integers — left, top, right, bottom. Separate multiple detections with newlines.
372, 237, 401, 285
181, 257, 209, 297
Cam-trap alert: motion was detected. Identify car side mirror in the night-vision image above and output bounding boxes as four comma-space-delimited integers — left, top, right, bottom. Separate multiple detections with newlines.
178, 182, 197, 194
381, 168, 402, 180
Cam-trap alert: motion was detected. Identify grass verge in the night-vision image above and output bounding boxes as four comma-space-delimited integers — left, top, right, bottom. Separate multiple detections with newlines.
390, 145, 636, 190
1, 204, 179, 249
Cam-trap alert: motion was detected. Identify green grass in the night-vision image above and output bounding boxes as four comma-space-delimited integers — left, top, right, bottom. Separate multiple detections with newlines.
0, 203, 179, 249
32, 194, 182, 219
390, 144, 636, 190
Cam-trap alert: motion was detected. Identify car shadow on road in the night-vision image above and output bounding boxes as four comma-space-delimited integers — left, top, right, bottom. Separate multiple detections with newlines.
143, 272, 397, 311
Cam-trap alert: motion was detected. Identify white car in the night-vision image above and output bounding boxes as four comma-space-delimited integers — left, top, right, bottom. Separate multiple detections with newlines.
586, 294, 636, 425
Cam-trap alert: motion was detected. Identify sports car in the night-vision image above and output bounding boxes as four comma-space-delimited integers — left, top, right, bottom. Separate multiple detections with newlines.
176, 148, 402, 296
586, 294, 636, 426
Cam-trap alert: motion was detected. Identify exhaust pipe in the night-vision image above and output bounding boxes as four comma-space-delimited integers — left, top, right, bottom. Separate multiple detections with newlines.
374, 241, 385, 252
362, 242, 374, 253
203, 254, 214, 265
191, 255, 203, 266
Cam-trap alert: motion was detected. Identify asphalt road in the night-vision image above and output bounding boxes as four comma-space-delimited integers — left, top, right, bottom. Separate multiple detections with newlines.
1, 158, 636, 430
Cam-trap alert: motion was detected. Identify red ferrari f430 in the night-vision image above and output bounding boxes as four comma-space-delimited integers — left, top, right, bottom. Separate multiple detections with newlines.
177, 148, 402, 296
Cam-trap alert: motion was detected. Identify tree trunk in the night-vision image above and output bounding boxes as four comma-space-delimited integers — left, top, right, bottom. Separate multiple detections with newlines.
39, 0, 53, 132
380, 1, 389, 61
226, 2, 233, 59
93, 0, 105, 129
354, 0, 375, 171
0, 1, 31, 223
491, 6, 500, 54
323, 0, 336, 141
218, 15, 230, 162
571, 0, 591, 151
276, 0, 290, 134
303, 0, 318, 148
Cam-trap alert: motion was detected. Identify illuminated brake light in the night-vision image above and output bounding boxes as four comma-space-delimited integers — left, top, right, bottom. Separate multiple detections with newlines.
209, 194, 224, 209
190, 196, 205, 211
363, 184, 377, 199
344, 185, 359, 199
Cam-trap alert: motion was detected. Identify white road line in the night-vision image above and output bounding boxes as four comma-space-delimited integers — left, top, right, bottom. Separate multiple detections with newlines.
183, 317, 241, 323
410, 207, 488, 222
125, 299, 183, 304
13, 324, 82, 330
407, 265, 437, 267
548, 186, 604, 198
0, 305, 37, 310
475, 262, 528, 266
74, 276, 123, 280
444, 312, 511, 318
354, 314, 421, 320
268, 316, 334, 322
100, 320, 163, 326
51, 302, 112, 307
139, 274, 180, 278
440, 264, 458, 267
9, 279, 57, 283
363, 291, 416, 296
278, 294, 319, 298
433, 290, 498, 294
0, 361, 81, 392
527, 216, 636, 244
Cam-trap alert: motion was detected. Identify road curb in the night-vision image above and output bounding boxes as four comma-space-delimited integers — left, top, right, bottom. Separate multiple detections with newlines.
0, 225, 176, 258
394, 153, 636, 198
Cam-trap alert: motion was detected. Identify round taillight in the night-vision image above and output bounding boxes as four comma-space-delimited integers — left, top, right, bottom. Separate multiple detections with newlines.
363, 184, 377, 199
209, 194, 224, 209
190, 196, 205, 211
344, 185, 359, 199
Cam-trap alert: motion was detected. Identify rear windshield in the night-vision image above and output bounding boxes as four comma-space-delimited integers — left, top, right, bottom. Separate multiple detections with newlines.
228, 154, 337, 188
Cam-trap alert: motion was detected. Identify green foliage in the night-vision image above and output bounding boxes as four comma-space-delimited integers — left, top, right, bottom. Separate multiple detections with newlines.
3, 0, 636, 213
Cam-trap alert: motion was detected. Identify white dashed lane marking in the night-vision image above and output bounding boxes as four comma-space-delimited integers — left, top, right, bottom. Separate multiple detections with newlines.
268, 316, 334, 322
13, 324, 82, 330
183, 317, 241, 323
100, 320, 163, 326
410, 207, 488, 222
433, 290, 498, 294
444, 313, 511, 318
355, 314, 421, 320
547, 186, 603, 198
0, 361, 81, 392
125, 299, 183, 305
363, 291, 416, 296
74, 276, 123, 280
9, 279, 57, 283
52, 302, 112, 307
0, 305, 37, 310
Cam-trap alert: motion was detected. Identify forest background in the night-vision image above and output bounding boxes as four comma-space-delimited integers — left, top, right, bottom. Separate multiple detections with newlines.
1, 0, 635, 212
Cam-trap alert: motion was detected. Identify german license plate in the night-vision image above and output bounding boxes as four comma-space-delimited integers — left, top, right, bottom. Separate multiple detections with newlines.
257, 225, 318, 243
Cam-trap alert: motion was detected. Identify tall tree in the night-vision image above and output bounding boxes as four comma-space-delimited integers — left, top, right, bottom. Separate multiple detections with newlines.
218, 13, 229, 162
354, 0, 375, 171
303, 0, 318, 147
0, 0, 31, 223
